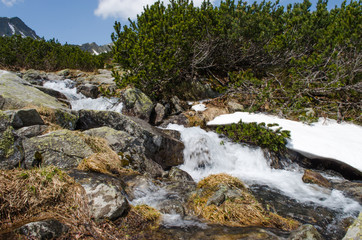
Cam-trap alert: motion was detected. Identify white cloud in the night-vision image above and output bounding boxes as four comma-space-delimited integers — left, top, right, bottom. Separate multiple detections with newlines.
1, 0, 21, 7
94, 0, 213, 20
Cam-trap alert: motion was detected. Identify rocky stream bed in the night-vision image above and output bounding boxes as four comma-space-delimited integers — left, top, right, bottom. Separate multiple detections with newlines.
0, 69, 361, 240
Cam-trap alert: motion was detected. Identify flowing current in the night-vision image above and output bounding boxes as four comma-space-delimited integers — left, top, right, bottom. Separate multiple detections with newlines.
167, 124, 361, 214
43, 80, 361, 229
43, 80, 123, 112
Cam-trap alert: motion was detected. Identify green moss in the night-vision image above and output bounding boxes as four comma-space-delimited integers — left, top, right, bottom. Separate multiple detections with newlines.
0, 126, 15, 158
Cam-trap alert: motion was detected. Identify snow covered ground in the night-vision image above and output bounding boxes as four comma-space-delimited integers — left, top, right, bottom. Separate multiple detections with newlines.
208, 112, 362, 172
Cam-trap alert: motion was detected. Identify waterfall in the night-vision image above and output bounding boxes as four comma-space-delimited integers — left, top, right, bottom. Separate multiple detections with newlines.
167, 124, 361, 214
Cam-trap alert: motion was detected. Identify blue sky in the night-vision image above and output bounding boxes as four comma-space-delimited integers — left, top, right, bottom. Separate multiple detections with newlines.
0, 0, 344, 45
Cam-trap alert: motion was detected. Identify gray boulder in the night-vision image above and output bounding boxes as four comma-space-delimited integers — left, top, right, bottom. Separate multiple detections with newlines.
23, 129, 93, 169
16, 219, 69, 240
68, 170, 130, 221
0, 70, 68, 110
77, 110, 184, 170
122, 87, 154, 122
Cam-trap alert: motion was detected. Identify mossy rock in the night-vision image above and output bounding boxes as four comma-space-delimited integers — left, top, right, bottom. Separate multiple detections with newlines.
188, 173, 300, 231
122, 87, 154, 122
23, 129, 93, 169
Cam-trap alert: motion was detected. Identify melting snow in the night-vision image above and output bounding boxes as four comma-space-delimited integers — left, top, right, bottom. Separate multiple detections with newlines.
208, 112, 362, 171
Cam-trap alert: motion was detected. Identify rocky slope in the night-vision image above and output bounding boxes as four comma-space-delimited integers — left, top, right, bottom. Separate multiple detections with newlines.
0, 17, 39, 39
0, 69, 361, 240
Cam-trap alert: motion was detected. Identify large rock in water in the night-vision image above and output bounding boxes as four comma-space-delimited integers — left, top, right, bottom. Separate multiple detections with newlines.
76, 110, 184, 170
121, 87, 154, 122
23, 129, 93, 169
0, 70, 68, 110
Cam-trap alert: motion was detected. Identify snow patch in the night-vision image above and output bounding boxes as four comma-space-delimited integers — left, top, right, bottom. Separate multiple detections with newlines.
208, 112, 362, 171
92, 49, 99, 55
8, 23, 15, 34
192, 103, 207, 112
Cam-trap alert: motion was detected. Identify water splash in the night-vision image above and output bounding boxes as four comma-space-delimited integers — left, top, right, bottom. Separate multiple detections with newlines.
43, 80, 123, 112
166, 124, 361, 214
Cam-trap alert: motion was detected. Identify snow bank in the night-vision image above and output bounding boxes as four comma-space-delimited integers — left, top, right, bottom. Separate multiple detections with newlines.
208, 112, 362, 172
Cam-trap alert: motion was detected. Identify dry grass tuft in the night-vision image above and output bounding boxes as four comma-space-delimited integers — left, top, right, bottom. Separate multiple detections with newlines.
0, 167, 134, 239
77, 134, 137, 177
188, 174, 300, 231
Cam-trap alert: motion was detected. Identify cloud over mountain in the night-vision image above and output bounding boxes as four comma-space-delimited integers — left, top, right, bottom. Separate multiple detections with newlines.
1, 0, 22, 7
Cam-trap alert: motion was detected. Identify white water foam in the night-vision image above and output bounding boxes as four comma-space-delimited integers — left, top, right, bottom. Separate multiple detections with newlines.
166, 124, 361, 214
208, 112, 362, 172
129, 180, 206, 228
43, 80, 123, 112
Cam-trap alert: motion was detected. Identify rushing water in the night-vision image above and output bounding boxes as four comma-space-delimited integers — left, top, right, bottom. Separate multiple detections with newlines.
43, 79, 361, 235
166, 124, 361, 215
43, 80, 123, 112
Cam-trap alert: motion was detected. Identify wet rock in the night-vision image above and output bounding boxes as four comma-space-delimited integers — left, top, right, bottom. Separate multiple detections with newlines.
161, 224, 285, 240
250, 184, 346, 240
68, 170, 130, 220
35, 85, 68, 100
77, 83, 100, 99
16, 219, 69, 240
22, 69, 42, 81
76, 110, 184, 170
5, 108, 44, 129
168, 167, 194, 182
15, 125, 48, 138
23, 129, 93, 169
288, 224, 323, 240
332, 180, 362, 204
342, 212, 362, 240
286, 149, 362, 181
302, 169, 332, 188
122, 87, 154, 122
151, 103, 166, 125
0, 71, 68, 110
0, 111, 24, 169
159, 199, 186, 216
